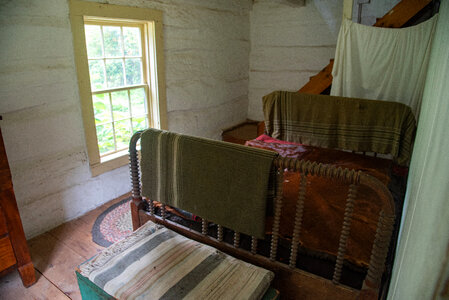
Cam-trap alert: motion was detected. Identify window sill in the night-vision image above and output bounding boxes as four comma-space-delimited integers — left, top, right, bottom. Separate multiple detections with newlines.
90, 150, 129, 177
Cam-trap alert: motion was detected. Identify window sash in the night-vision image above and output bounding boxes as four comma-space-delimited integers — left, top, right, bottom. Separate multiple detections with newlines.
84, 20, 151, 160
93, 86, 149, 157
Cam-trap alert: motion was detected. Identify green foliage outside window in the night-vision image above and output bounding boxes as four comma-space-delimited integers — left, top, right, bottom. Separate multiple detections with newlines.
92, 88, 147, 155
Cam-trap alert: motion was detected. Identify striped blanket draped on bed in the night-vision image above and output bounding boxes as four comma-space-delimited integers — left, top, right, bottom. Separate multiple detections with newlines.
79, 222, 274, 299
140, 128, 278, 238
263, 91, 416, 166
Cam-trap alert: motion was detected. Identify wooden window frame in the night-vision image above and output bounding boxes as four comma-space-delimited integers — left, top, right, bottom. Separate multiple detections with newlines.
69, 0, 167, 176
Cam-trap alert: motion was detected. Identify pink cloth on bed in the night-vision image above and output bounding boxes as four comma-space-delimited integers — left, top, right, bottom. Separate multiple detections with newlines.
255, 134, 301, 145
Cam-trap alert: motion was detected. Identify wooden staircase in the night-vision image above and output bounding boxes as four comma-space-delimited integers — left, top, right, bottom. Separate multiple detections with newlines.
298, 0, 434, 95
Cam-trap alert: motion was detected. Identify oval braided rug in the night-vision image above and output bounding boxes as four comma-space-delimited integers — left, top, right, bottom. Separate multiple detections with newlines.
92, 197, 133, 247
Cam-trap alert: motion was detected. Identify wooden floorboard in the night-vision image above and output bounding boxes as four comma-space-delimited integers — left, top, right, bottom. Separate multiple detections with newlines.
0, 192, 131, 299
47, 218, 104, 261
0, 269, 70, 300
29, 233, 84, 300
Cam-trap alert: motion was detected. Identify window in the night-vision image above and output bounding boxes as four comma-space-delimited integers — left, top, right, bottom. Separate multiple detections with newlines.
70, 1, 167, 176
85, 21, 149, 157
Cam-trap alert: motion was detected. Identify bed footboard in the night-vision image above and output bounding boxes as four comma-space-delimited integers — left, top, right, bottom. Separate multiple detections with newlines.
129, 131, 395, 300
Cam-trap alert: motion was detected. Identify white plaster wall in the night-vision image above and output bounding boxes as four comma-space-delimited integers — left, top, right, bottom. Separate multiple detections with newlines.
0, 0, 251, 238
247, 0, 343, 120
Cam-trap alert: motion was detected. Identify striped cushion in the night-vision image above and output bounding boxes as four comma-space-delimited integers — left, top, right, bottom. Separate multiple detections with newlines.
79, 221, 274, 300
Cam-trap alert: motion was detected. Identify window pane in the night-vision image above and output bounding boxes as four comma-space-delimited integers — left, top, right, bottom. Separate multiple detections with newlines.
96, 123, 115, 154
125, 58, 143, 85
111, 90, 130, 120
123, 27, 141, 57
88, 60, 105, 90
132, 117, 148, 133
130, 88, 146, 116
85, 25, 103, 58
103, 26, 123, 57
92, 93, 112, 124
105, 59, 124, 88
114, 120, 132, 150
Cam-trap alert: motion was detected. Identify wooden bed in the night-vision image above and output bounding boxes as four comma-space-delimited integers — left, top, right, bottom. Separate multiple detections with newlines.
129, 92, 415, 299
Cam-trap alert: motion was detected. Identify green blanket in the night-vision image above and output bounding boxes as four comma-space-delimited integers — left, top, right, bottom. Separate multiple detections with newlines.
140, 129, 278, 238
263, 91, 416, 166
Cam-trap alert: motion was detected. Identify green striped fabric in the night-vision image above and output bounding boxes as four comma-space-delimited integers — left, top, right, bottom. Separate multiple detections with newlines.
140, 129, 278, 238
263, 91, 416, 166
79, 221, 274, 300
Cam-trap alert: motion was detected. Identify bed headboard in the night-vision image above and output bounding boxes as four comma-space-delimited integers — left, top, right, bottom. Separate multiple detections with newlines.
129, 130, 396, 299
263, 91, 416, 166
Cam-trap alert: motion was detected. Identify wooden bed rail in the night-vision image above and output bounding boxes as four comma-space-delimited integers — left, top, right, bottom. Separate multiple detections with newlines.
128, 131, 395, 300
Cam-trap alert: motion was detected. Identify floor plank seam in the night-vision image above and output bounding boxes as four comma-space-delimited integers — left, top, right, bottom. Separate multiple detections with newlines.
35, 268, 72, 299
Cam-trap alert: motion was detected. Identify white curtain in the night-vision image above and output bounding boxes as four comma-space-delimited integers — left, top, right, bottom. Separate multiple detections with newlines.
330, 16, 438, 118
387, 1, 449, 298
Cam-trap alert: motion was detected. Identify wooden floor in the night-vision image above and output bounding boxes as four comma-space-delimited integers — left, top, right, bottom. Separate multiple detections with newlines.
0, 193, 131, 300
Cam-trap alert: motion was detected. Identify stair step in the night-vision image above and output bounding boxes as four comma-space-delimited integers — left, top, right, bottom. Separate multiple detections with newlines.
298, 60, 334, 94
374, 0, 432, 28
